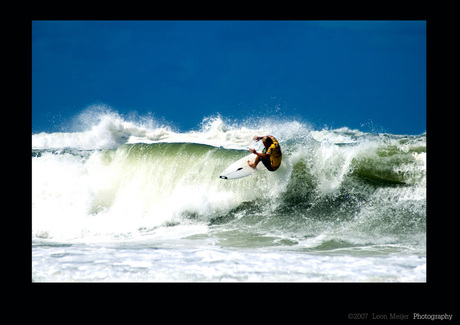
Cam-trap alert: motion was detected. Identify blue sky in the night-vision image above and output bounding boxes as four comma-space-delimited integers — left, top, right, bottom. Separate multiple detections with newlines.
32, 20, 426, 134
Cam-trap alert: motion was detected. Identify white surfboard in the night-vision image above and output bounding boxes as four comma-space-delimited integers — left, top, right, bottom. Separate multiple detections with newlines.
219, 153, 264, 180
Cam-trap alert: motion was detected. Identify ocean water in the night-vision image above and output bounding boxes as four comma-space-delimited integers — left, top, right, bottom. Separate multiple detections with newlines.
32, 109, 426, 282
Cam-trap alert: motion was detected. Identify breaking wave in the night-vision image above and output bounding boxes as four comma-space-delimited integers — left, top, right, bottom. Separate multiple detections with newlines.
32, 107, 426, 252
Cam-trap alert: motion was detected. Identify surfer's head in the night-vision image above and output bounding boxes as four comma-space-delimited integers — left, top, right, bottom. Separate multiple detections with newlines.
262, 136, 273, 147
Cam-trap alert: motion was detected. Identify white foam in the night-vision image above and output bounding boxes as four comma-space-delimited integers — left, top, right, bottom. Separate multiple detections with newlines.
32, 105, 313, 150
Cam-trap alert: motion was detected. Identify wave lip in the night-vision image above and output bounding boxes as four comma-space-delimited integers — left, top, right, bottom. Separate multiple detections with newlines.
32, 105, 314, 150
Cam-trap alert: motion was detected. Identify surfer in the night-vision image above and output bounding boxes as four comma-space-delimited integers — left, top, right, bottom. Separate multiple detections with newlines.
248, 135, 282, 171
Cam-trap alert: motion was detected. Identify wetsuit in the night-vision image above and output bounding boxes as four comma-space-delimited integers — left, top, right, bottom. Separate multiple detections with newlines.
261, 136, 282, 171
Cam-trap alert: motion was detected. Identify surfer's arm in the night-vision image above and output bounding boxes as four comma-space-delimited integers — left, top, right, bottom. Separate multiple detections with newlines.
249, 148, 269, 159
253, 135, 273, 141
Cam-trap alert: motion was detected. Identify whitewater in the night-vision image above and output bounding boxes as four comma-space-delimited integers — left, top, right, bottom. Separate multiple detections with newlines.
32, 107, 426, 281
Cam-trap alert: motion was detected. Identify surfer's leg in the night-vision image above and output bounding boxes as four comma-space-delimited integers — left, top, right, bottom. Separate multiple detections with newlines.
261, 156, 276, 171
